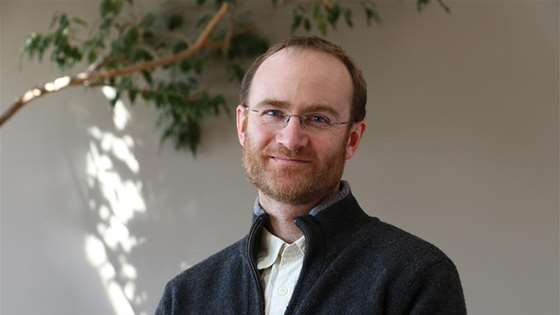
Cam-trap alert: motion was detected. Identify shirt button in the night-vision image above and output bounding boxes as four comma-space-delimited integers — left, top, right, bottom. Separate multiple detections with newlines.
278, 287, 288, 296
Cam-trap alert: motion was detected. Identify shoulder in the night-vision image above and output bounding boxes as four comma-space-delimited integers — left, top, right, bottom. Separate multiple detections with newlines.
167, 238, 245, 289
366, 219, 466, 313
357, 217, 457, 271
352, 218, 466, 313
155, 238, 249, 314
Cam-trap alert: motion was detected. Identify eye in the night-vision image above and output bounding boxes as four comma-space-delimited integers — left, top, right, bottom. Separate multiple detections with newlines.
306, 114, 332, 126
261, 109, 285, 118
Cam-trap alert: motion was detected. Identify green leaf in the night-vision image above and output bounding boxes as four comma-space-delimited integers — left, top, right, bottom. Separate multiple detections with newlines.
111, 38, 124, 55
120, 76, 134, 90
312, 2, 327, 34
326, 5, 341, 27
166, 14, 184, 31
417, 0, 431, 12
49, 13, 60, 29
317, 20, 327, 35
100, 0, 111, 17
179, 59, 192, 72
124, 27, 139, 47
142, 30, 155, 43
39, 36, 53, 60
196, 14, 211, 28
291, 14, 303, 33
227, 33, 269, 59
368, 8, 381, 24
192, 58, 204, 74
312, 2, 321, 20
72, 17, 88, 27
141, 70, 153, 86
157, 103, 202, 154
141, 13, 156, 28
185, 118, 201, 154
128, 89, 138, 103
303, 18, 311, 31
110, 90, 120, 107
101, 0, 124, 18
209, 94, 227, 115
133, 48, 153, 62
23, 33, 41, 58
228, 63, 245, 82
173, 41, 189, 54
100, 17, 113, 31
361, 1, 382, 25
343, 8, 353, 28
58, 14, 70, 30
87, 50, 98, 63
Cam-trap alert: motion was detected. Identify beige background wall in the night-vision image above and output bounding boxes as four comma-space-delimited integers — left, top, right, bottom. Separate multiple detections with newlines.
1, 0, 558, 314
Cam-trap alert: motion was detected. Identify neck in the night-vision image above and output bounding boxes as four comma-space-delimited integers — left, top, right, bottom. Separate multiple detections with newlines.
258, 184, 339, 243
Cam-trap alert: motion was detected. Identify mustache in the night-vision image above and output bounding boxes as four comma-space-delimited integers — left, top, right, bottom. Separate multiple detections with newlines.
264, 144, 315, 161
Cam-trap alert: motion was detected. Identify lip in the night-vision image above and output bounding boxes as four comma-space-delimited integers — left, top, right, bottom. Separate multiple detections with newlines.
269, 156, 312, 164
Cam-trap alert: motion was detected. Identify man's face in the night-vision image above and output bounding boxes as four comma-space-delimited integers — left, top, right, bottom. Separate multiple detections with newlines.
236, 48, 366, 205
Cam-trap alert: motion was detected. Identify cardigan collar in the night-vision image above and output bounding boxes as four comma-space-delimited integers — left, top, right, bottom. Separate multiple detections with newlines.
246, 185, 371, 268
244, 188, 372, 314
251, 180, 352, 218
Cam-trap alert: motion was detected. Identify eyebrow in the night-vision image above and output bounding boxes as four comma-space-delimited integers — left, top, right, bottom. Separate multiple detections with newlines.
255, 99, 290, 109
255, 99, 341, 119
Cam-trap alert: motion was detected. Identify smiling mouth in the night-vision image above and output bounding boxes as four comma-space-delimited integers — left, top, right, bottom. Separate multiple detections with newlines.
270, 156, 312, 164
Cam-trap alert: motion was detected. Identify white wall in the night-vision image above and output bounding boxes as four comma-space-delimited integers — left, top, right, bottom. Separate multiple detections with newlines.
0, 0, 558, 314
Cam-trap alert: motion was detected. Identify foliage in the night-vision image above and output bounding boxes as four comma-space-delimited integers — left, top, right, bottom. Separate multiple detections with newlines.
17, 0, 448, 154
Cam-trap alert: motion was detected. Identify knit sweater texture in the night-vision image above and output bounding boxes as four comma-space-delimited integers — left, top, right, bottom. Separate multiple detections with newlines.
155, 192, 467, 315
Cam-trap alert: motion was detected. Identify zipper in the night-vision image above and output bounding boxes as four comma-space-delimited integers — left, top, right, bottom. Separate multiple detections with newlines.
283, 216, 313, 315
247, 215, 266, 315
284, 215, 326, 315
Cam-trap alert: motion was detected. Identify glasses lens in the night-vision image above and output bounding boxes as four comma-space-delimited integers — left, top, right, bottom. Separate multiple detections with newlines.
302, 113, 333, 130
251, 108, 341, 132
259, 109, 286, 128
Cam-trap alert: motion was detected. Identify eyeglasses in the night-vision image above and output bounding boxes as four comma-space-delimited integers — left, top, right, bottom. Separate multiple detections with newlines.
244, 107, 354, 132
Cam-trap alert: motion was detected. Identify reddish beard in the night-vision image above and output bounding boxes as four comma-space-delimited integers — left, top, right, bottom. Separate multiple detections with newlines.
242, 135, 347, 205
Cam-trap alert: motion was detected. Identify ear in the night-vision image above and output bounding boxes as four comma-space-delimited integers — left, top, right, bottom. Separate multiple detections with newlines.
345, 121, 367, 160
236, 104, 248, 147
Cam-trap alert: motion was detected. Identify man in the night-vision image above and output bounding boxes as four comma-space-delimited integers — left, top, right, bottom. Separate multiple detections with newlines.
155, 36, 466, 315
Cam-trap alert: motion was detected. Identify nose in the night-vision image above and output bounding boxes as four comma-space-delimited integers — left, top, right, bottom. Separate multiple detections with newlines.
275, 115, 309, 151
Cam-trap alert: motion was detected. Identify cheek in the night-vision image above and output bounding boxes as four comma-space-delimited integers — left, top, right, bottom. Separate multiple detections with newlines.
312, 136, 345, 160
245, 124, 273, 150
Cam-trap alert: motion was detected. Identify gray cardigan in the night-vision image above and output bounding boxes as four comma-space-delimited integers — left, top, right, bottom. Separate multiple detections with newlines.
155, 193, 467, 314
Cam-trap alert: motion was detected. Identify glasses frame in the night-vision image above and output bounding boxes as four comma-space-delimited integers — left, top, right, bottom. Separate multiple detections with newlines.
243, 106, 354, 131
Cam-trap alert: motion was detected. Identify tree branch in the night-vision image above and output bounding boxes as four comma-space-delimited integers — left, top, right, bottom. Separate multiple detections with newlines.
223, 8, 235, 54
436, 0, 451, 13
0, 2, 231, 128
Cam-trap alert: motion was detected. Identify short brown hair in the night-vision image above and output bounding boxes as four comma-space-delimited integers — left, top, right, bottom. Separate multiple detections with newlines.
239, 36, 367, 122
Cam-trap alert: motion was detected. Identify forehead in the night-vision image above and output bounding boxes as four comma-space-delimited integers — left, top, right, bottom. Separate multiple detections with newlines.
248, 48, 353, 116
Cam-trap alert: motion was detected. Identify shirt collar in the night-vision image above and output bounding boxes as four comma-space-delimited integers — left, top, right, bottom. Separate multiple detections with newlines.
256, 227, 306, 270
252, 180, 351, 217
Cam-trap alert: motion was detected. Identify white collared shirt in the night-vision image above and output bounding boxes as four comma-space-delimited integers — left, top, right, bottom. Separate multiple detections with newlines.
256, 228, 306, 315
